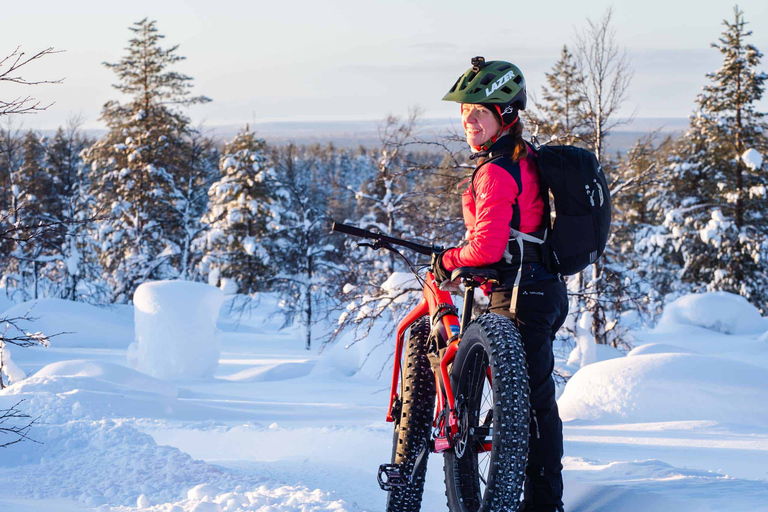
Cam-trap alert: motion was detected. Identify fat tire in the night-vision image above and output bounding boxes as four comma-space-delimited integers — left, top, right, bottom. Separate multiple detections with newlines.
386, 316, 436, 512
444, 313, 530, 512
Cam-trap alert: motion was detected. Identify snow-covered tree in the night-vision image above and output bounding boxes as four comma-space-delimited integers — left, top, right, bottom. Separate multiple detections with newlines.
644, 6, 768, 312
82, 18, 210, 302
269, 143, 345, 349
202, 126, 270, 294
42, 123, 103, 301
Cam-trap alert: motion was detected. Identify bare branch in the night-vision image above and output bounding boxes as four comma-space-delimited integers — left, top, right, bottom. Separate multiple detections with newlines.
0, 46, 64, 116
0, 400, 41, 448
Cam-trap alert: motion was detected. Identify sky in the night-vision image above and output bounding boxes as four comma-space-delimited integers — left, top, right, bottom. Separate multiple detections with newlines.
3, 0, 768, 131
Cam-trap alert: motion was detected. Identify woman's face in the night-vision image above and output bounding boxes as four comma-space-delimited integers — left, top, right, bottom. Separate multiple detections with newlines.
461, 104, 500, 148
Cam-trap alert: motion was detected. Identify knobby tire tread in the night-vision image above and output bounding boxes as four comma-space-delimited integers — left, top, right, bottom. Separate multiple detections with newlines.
444, 313, 530, 512
386, 316, 436, 512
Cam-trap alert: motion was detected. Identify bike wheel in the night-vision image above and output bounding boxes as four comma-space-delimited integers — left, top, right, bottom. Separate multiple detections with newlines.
386, 316, 436, 512
444, 313, 530, 512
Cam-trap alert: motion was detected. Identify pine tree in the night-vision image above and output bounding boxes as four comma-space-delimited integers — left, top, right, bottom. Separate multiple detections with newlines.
648, 7, 768, 311
82, 19, 210, 302
202, 126, 270, 294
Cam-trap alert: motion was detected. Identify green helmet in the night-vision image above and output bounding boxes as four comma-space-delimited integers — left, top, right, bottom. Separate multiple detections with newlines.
442, 56, 527, 111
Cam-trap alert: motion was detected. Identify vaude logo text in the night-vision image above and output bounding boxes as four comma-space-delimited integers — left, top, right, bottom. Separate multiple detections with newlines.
485, 71, 515, 97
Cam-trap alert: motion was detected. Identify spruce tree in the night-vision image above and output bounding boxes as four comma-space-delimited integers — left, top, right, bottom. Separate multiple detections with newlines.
650, 6, 768, 311
528, 45, 586, 145
82, 19, 210, 302
202, 126, 271, 295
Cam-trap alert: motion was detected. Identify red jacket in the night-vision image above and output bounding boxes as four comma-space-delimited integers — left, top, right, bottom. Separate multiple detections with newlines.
442, 151, 546, 272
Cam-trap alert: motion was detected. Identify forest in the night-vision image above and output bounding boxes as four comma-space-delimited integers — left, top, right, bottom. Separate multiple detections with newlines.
1, 6, 766, 359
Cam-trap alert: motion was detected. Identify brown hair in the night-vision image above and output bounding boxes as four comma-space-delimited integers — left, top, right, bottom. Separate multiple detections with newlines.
509, 119, 529, 162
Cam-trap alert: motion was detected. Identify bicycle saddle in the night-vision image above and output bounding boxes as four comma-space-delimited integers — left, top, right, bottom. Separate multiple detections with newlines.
450, 267, 500, 283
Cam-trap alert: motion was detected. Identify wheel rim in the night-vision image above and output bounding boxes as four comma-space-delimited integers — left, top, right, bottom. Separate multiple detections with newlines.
455, 342, 494, 510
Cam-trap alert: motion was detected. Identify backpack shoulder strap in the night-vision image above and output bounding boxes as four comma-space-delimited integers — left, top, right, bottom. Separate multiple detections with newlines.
469, 154, 506, 200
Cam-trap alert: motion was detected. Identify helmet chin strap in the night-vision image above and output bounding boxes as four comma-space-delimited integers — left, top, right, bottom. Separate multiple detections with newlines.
470, 105, 519, 153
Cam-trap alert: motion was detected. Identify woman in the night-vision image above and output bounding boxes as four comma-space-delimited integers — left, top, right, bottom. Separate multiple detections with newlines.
432, 57, 569, 512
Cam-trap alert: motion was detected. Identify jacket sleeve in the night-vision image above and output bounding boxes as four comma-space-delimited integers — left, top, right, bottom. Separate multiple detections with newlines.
441, 162, 518, 271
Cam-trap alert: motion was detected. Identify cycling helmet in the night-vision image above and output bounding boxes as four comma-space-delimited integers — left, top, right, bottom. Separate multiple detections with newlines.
443, 56, 527, 150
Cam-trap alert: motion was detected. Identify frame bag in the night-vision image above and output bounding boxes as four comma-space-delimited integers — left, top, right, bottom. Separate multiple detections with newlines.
533, 144, 611, 276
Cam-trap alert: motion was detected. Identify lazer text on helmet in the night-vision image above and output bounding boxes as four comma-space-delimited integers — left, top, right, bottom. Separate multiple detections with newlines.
485, 70, 515, 97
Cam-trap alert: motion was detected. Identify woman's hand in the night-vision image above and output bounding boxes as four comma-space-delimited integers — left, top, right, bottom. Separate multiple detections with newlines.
431, 250, 453, 285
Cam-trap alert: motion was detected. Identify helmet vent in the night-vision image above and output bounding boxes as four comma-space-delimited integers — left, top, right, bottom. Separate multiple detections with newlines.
497, 63, 512, 72
479, 73, 497, 86
501, 86, 513, 94
513, 75, 523, 84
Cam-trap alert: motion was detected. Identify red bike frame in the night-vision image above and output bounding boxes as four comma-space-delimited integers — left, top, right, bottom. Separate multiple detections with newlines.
386, 270, 491, 454
329, 221, 493, 455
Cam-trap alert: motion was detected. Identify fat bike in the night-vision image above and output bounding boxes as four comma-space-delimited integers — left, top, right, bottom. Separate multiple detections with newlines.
332, 222, 530, 512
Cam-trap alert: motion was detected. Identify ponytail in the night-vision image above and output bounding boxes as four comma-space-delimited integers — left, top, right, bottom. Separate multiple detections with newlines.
510, 119, 528, 163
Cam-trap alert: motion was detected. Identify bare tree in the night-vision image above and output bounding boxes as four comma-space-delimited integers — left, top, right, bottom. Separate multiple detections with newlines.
0, 400, 40, 447
574, 8, 633, 163
0, 46, 63, 117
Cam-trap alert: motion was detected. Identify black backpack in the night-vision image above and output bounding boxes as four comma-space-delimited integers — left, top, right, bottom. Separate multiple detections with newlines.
532, 144, 611, 276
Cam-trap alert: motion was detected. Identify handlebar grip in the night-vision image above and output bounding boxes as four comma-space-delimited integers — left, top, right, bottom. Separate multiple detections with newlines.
331, 222, 376, 239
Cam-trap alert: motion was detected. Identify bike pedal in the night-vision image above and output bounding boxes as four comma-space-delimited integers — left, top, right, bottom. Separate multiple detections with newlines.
378, 463, 408, 491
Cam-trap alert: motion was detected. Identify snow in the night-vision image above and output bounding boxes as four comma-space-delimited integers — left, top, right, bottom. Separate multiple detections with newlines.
129, 280, 224, 380
566, 342, 624, 368
2, 290, 768, 511
1, 298, 133, 349
558, 353, 768, 425
655, 291, 767, 335
741, 148, 763, 170
0, 344, 26, 384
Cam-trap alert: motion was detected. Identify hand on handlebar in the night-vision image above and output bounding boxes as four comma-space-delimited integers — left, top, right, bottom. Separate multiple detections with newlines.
431, 249, 458, 291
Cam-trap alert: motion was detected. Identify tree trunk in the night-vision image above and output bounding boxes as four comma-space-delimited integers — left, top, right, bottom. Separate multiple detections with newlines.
306, 254, 313, 350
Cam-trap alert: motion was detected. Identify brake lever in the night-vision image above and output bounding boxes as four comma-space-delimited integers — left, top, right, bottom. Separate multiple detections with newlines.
357, 239, 395, 252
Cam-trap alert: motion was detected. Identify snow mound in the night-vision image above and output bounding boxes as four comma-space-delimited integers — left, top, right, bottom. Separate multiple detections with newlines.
1, 415, 251, 507
558, 353, 768, 425
655, 292, 766, 335
566, 343, 624, 367
0, 298, 133, 348
127, 484, 356, 512
4, 360, 178, 399
628, 343, 698, 357
220, 361, 314, 382
131, 280, 224, 380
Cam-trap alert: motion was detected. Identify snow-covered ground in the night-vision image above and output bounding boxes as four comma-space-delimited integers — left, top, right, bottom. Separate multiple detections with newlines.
1, 288, 767, 512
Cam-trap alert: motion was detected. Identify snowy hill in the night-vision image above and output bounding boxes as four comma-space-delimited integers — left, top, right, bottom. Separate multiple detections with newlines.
1, 289, 767, 511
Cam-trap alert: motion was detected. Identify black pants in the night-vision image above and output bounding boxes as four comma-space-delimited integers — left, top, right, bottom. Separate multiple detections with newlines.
488, 277, 568, 510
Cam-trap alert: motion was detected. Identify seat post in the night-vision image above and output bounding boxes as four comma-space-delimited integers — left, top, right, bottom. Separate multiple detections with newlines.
460, 278, 476, 335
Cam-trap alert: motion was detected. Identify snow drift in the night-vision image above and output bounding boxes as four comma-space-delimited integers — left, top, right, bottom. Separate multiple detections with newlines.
558, 352, 768, 425
654, 291, 766, 335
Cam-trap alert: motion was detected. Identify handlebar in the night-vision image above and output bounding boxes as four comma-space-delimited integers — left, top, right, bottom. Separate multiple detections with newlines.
332, 222, 440, 256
